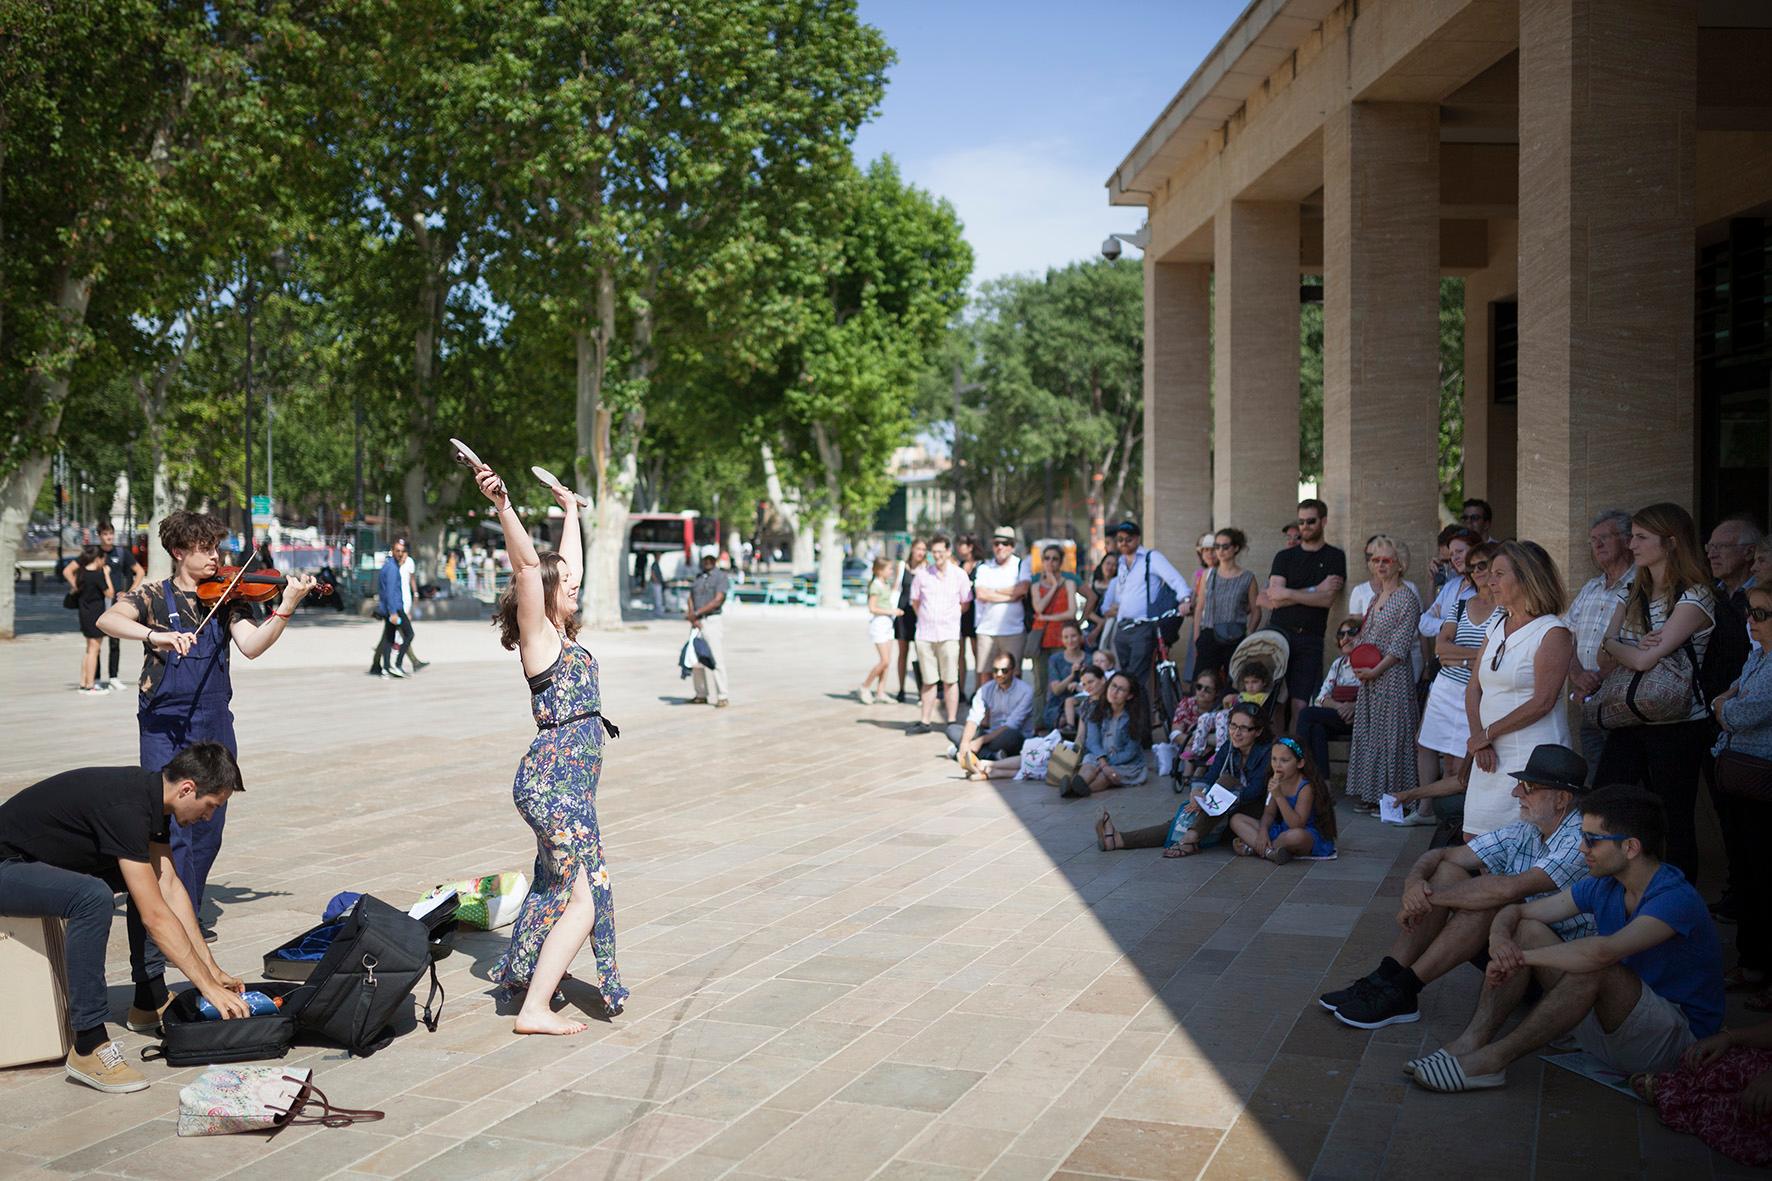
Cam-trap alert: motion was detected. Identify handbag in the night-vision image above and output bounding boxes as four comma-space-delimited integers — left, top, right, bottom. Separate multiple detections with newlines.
176, 1065, 384, 1136
1044, 741, 1082, 786
1585, 641, 1701, 731
1197, 571, 1248, 649
62, 590, 78, 609
430, 872, 527, 931
1715, 743, 1772, 804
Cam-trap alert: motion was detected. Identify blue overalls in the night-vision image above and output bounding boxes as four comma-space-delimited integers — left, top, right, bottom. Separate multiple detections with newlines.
138, 579, 238, 910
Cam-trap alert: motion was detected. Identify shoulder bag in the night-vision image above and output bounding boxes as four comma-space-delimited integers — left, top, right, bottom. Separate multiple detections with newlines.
1044, 740, 1082, 787
1584, 639, 1702, 731
1715, 733, 1772, 804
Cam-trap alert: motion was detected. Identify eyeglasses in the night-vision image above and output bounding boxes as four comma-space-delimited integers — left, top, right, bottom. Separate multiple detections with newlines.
1579, 831, 1631, 849
1227, 722, 1258, 734
1296, 517, 1320, 527
1749, 607, 1772, 623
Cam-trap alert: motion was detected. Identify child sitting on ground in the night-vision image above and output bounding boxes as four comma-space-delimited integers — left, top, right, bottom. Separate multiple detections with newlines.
1182, 664, 1272, 781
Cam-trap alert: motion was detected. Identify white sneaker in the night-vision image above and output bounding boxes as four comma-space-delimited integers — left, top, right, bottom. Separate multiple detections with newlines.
944, 743, 959, 760
1396, 807, 1440, 827
78, 685, 107, 696
108, 677, 128, 690
385, 666, 407, 679
856, 686, 874, 705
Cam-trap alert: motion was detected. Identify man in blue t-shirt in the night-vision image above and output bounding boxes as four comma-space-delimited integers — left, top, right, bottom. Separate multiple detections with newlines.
1410, 784, 1723, 1094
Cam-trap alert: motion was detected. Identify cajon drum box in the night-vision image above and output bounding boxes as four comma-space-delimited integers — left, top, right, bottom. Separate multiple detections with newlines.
0, 916, 72, 1068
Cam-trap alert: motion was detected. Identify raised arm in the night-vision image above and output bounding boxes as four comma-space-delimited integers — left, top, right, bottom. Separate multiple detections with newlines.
478, 467, 549, 648
549, 484, 584, 583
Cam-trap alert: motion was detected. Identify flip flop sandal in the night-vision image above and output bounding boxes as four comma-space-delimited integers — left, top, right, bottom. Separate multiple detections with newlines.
1411, 1050, 1506, 1093
1171, 836, 1203, 857
1232, 839, 1256, 857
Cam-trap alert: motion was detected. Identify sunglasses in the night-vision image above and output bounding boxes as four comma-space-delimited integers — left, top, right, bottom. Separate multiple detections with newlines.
1213, 541, 1236, 550
1467, 561, 1490, 573
992, 540, 1013, 547
1296, 517, 1320, 527
1461, 513, 1486, 523
1579, 831, 1630, 849
1336, 627, 1360, 638
992, 666, 1014, 676
1750, 607, 1772, 623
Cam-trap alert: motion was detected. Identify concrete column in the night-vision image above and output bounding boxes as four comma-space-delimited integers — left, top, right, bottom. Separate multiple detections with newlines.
1517, 0, 1695, 583
1213, 201, 1301, 579
1142, 259, 1212, 569
1322, 102, 1444, 583
1462, 218, 1519, 538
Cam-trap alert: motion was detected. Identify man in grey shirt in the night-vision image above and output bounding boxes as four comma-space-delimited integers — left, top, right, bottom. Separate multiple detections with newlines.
947, 651, 1034, 763
687, 552, 730, 707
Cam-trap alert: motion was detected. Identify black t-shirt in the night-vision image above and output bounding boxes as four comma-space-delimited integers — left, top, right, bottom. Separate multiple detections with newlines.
1268, 544, 1348, 635
102, 545, 139, 596
0, 768, 168, 890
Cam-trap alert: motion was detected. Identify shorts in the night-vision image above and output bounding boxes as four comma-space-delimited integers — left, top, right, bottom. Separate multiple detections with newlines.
1572, 981, 1695, 1075
1283, 629, 1324, 705
868, 614, 894, 645
914, 638, 962, 684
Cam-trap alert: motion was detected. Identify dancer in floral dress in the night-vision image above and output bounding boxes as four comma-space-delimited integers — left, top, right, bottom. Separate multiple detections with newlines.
471, 459, 627, 1035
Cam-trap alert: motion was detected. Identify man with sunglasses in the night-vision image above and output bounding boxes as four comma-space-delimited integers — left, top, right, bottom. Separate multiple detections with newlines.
1263, 499, 1346, 732
1459, 498, 1493, 543
1411, 784, 1723, 1093
1324, 744, 1595, 1029
1100, 520, 1191, 699
950, 653, 1034, 769
973, 526, 1032, 689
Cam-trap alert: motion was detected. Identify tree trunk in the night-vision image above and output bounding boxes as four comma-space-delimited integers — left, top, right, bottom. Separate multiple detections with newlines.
811, 421, 847, 609
760, 441, 814, 572
144, 440, 176, 583
0, 453, 52, 639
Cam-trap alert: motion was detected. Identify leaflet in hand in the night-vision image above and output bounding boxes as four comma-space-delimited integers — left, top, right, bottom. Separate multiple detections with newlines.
1200, 785, 1240, 816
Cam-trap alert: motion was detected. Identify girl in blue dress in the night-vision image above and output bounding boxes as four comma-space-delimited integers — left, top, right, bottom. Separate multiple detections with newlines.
473, 462, 627, 1035
1230, 736, 1337, 863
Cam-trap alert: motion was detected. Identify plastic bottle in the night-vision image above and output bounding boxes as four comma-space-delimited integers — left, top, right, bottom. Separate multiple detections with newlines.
196, 990, 283, 1020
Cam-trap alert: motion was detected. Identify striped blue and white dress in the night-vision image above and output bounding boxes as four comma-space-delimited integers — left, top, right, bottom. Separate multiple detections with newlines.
1419, 598, 1494, 756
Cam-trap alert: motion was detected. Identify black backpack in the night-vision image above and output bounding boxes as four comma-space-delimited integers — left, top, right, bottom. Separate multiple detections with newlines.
295, 894, 443, 1056
1701, 586, 1752, 706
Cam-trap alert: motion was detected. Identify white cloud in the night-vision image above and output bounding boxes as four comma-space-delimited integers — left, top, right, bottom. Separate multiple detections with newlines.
903, 139, 1143, 288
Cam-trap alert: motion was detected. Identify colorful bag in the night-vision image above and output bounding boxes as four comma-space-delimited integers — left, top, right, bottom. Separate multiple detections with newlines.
431, 872, 528, 930
177, 1065, 384, 1136
1585, 642, 1701, 730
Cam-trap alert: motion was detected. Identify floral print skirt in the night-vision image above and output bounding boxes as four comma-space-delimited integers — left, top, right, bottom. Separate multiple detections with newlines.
492, 720, 627, 1014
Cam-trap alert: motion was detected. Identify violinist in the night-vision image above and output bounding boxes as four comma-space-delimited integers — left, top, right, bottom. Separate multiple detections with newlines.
97, 511, 314, 940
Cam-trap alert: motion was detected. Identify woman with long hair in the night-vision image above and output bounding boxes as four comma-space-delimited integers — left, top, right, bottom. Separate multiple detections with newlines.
1229, 735, 1337, 863
1192, 527, 1260, 683
71, 544, 114, 694
1062, 670, 1151, 796
1082, 549, 1120, 651
476, 462, 626, 1034
1345, 536, 1424, 814
894, 538, 927, 703
1594, 502, 1716, 879
1462, 540, 1573, 839
857, 555, 901, 703
1416, 540, 1500, 788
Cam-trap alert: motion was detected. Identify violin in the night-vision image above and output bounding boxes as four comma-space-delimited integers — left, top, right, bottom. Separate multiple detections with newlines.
194, 566, 332, 605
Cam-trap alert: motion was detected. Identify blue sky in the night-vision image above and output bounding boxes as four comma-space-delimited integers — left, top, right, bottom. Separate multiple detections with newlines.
851, 0, 1250, 287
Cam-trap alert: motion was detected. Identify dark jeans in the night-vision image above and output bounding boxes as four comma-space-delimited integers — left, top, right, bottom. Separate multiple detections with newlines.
1737, 795, 1772, 971
107, 634, 122, 680
1296, 705, 1354, 788
0, 859, 134, 1033
1114, 622, 1160, 693
373, 612, 416, 671
1702, 742, 1749, 899
945, 723, 1025, 761
1594, 718, 1710, 883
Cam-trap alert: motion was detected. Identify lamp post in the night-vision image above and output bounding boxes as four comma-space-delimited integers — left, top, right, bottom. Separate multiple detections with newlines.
243, 260, 254, 545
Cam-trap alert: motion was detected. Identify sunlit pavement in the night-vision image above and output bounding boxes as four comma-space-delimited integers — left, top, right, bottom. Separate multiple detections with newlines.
0, 601, 1752, 1178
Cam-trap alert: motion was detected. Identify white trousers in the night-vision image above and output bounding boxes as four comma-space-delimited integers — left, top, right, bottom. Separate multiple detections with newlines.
693, 614, 730, 701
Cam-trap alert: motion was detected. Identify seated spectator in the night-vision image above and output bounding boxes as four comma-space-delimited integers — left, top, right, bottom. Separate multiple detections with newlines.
1711, 584, 1772, 1008
1228, 736, 1337, 864
1169, 671, 1218, 752
1295, 616, 1363, 786
1411, 785, 1724, 1094
1095, 700, 1271, 856
1042, 621, 1088, 733
965, 729, 1068, 783
1059, 672, 1150, 797
951, 652, 1034, 767
1062, 664, 1109, 740
1183, 664, 1272, 774
1321, 744, 1593, 1030
1416, 540, 1498, 790
1635, 1018, 1772, 1167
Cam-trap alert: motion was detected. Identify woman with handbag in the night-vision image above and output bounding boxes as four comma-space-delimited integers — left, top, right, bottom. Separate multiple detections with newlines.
1462, 540, 1573, 839
474, 462, 628, 1034
1712, 585, 1772, 1007
1593, 503, 1716, 880
1345, 537, 1424, 814
1192, 528, 1259, 683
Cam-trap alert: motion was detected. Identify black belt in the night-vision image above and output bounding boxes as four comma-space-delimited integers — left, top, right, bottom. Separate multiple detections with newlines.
538, 710, 621, 737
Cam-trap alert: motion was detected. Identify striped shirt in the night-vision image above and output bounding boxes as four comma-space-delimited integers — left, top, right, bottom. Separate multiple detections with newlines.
1466, 810, 1596, 940
1437, 598, 1494, 687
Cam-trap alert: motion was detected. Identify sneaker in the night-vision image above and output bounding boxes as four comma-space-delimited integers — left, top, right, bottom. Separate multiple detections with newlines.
944, 743, 960, 760
857, 687, 874, 705
108, 677, 128, 691
1333, 973, 1421, 1029
905, 721, 931, 736
78, 685, 108, 696
124, 995, 174, 1034
1396, 807, 1439, 827
1319, 973, 1381, 1013
65, 1041, 149, 1093
715, 699, 730, 709
690, 696, 709, 705
385, 666, 407, 679
410, 658, 430, 672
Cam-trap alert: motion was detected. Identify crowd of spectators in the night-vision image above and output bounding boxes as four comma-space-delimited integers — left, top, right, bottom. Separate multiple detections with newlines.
857, 496, 1772, 1153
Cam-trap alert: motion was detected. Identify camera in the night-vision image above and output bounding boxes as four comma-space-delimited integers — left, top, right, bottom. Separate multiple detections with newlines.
1100, 236, 1122, 261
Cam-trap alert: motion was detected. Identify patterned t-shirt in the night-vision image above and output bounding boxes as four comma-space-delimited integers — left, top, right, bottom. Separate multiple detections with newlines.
1466, 810, 1596, 940
116, 581, 257, 699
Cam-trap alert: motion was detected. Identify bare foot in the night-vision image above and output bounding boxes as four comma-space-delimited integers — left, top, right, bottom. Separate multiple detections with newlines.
513, 1009, 588, 1036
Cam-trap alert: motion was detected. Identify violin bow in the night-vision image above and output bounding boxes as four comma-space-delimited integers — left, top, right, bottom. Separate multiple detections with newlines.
189, 548, 261, 637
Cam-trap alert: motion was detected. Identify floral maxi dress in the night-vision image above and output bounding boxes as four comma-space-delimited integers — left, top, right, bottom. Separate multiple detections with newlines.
493, 641, 628, 1014
1346, 583, 1422, 805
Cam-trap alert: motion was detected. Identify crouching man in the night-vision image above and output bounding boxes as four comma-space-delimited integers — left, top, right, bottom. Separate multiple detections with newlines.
0, 743, 252, 1093
1321, 744, 1595, 1029
1411, 784, 1724, 1093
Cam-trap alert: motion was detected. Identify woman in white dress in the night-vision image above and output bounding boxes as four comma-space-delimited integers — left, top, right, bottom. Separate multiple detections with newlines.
1462, 540, 1574, 838
1416, 541, 1499, 784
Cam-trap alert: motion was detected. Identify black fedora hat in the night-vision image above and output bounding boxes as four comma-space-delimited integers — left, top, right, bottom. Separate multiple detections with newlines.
1508, 744, 1589, 793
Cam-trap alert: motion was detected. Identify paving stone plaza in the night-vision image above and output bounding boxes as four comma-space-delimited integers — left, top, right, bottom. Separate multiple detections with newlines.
0, 604, 1760, 1179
